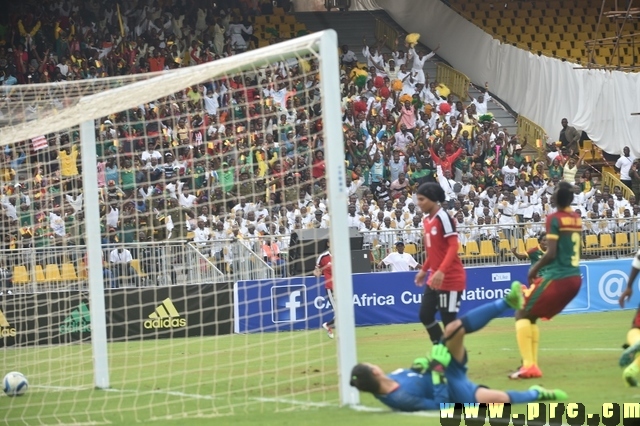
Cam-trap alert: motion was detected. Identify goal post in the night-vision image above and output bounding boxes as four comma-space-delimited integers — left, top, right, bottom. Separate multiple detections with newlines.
1, 29, 359, 424
318, 30, 359, 407
79, 119, 109, 390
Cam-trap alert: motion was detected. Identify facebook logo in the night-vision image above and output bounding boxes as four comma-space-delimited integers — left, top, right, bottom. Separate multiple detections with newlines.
271, 285, 307, 323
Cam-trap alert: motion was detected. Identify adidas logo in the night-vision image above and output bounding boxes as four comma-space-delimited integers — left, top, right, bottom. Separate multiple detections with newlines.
60, 302, 91, 335
144, 298, 186, 329
0, 309, 17, 337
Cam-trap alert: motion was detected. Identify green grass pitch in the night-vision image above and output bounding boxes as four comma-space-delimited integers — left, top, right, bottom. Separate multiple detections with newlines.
1, 310, 638, 425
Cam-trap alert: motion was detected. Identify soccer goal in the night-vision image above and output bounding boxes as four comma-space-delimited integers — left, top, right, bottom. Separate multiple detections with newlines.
0, 29, 358, 424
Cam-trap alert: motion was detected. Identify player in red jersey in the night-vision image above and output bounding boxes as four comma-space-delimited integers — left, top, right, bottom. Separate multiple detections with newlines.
510, 181, 583, 379
315, 240, 334, 339
413, 182, 467, 344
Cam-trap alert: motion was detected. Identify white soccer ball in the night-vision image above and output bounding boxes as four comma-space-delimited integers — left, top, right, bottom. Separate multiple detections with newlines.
3, 372, 28, 397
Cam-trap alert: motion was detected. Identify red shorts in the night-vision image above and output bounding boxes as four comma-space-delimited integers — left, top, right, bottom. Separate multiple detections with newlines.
633, 306, 640, 329
523, 276, 582, 320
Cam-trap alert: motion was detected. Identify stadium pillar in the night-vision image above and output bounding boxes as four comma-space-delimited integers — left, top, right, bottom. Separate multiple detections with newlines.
80, 119, 110, 389
319, 30, 360, 407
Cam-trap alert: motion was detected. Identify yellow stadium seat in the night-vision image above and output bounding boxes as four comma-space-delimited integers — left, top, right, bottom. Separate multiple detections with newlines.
35, 265, 46, 283
547, 29, 561, 41
12, 265, 29, 284
465, 241, 480, 256
273, 7, 286, 15
555, 16, 569, 26
254, 15, 268, 25
514, 18, 527, 27
498, 238, 511, 252
45, 264, 61, 282
566, 24, 580, 34
294, 23, 306, 32
615, 233, 630, 248
525, 238, 539, 252
61, 263, 78, 281
530, 9, 543, 18
584, 234, 599, 248
404, 243, 418, 256
600, 234, 613, 249
458, 242, 465, 256
270, 15, 284, 24
516, 239, 526, 254
186, 231, 195, 240
283, 15, 296, 25
530, 42, 544, 52
558, 41, 573, 50
479, 240, 497, 257
130, 259, 146, 277
258, 39, 270, 48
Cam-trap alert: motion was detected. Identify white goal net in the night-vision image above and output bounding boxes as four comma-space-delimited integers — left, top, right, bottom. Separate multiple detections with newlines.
0, 30, 357, 425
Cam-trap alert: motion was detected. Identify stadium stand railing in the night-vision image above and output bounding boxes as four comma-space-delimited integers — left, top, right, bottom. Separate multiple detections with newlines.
4, 215, 639, 292
435, 63, 471, 101
602, 170, 635, 200
516, 115, 548, 162
374, 18, 399, 51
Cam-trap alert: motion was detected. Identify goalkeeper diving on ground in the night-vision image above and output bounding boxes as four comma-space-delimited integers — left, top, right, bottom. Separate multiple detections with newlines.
350, 282, 567, 411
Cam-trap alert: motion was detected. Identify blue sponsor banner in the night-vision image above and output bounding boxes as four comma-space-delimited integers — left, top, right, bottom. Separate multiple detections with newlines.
233, 259, 638, 334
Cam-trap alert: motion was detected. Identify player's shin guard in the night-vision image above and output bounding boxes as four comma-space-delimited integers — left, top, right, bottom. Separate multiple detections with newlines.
516, 319, 535, 368
506, 389, 539, 404
460, 299, 509, 334
425, 321, 444, 344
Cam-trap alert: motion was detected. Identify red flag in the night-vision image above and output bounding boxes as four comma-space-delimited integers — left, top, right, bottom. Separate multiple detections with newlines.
32, 135, 48, 151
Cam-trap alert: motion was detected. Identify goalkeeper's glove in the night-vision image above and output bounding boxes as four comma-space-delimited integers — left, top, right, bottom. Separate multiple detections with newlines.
430, 344, 452, 368
410, 357, 429, 374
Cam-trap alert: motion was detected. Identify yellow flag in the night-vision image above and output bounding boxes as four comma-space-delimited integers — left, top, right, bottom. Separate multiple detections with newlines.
117, 4, 125, 37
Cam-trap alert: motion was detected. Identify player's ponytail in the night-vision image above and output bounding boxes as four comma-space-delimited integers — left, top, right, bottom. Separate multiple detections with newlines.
417, 182, 446, 204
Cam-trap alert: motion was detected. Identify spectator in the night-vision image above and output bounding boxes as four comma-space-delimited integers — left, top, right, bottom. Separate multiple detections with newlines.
615, 146, 636, 191
108, 246, 139, 288
558, 118, 580, 154
378, 241, 419, 271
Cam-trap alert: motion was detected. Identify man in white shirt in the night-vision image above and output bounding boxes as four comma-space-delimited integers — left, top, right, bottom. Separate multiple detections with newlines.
109, 247, 138, 288
615, 146, 636, 190
471, 88, 491, 116
340, 45, 358, 67
193, 220, 211, 247
377, 241, 418, 272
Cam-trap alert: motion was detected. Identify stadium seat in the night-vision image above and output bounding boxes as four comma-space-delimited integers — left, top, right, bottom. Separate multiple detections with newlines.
479, 240, 497, 257
12, 265, 29, 284
254, 16, 268, 25
35, 265, 46, 283
516, 239, 526, 254
465, 241, 480, 256
525, 238, 539, 252
61, 263, 78, 281
615, 233, 630, 248
600, 234, 614, 249
584, 234, 599, 249
404, 243, 418, 256
273, 7, 286, 15
458, 242, 465, 256
498, 238, 511, 252
130, 259, 146, 277
283, 15, 296, 25
45, 264, 62, 282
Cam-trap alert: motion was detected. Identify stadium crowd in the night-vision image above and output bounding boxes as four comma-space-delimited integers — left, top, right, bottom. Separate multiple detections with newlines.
1, 0, 640, 281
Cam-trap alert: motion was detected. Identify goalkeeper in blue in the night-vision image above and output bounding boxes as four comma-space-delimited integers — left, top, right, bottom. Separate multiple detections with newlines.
350, 282, 567, 411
